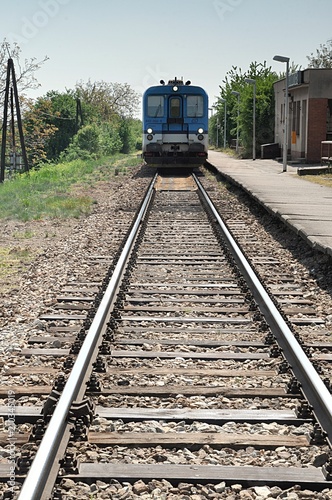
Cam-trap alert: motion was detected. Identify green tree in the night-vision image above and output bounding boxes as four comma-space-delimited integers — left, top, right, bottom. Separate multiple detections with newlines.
119, 118, 134, 153
23, 97, 58, 166
31, 91, 77, 160
24, 81, 141, 164
212, 61, 277, 157
307, 39, 332, 68
208, 113, 220, 148
75, 80, 140, 121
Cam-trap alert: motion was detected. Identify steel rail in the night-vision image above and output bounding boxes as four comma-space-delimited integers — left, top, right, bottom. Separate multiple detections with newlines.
18, 173, 158, 500
194, 173, 332, 446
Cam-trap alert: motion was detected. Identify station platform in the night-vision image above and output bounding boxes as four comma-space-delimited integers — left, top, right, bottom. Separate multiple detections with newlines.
206, 150, 332, 257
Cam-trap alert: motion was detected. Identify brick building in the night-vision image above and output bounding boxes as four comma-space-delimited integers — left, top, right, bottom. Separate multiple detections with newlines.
274, 68, 332, 163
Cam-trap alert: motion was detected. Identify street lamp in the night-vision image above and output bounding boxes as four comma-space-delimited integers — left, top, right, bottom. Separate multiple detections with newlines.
274, 54, 290, 172
231, 90, 240, 154
219, 98, 227, 149
245, 78, 256, 160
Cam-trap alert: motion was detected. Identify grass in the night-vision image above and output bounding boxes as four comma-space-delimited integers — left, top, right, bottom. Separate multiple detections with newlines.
209, 146, 240, 157
0, 153, 143, 294
0, 246, 34, 289
0, 153, 142, 221
13, 230, 35, 239
301, 173, 332, 188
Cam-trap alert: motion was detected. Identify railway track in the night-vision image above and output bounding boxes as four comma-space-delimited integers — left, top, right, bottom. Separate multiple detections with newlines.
1, 170, 332, 499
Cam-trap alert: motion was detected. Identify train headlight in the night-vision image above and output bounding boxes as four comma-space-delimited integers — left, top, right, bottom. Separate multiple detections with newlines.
147, 134, 153, 141
173, 86, 178, 92
147, 128, 153, 134
197, 128, 204, 134
198, 134, 204, 141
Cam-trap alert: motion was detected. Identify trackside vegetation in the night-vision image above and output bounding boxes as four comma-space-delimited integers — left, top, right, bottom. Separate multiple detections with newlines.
210, 61, 277, 158
210, 37, 332, 158
0, 41, 143, 179
0, 153, 142, 221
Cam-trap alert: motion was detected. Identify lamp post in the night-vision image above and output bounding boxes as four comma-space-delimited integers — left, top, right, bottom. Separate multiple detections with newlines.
245, 78, 256, 160
273, 55, 290, 172
208, 108, 213, 146
231, 90, 240, 153
219, 98, 227, 149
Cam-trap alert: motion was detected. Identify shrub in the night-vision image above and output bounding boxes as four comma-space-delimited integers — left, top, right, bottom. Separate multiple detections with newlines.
99, 123, 122, 155
75, 124, 100, 153
60, 124, 100, 161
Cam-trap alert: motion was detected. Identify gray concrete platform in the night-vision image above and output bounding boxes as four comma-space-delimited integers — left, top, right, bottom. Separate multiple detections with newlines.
206, 150, 332, 257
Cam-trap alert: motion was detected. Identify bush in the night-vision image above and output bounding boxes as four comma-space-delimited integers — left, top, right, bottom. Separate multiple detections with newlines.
75, 124, 100, 153
119, 118, 135, 154
60, 124, 100, 161
60, 123, 125, 161
99, 123, 122, 155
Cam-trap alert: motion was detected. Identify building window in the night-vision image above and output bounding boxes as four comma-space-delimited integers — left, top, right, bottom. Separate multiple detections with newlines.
187, 95, 204, 117
147, 96, 164, 117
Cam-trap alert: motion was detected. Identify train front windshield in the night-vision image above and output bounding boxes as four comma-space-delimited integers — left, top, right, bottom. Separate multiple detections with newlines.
147, 96, 164, 118
187, 95, 204, 117
147, 94, 205, 120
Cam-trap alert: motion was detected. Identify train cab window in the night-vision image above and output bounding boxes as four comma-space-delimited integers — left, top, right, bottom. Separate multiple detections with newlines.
187, 95, 204, 117
170, 97, 181, 118
147, 96, 164, 117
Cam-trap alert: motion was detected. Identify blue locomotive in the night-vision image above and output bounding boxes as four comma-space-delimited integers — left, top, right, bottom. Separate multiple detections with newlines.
142, 78, 208, 167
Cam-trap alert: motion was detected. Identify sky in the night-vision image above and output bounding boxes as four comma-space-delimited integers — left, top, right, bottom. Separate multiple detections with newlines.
3, 0, 332, 116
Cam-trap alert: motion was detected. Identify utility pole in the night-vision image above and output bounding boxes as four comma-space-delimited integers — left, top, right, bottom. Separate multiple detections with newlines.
0, 58, 29, 182
75, 98, 84, 133
0, 61, 11, 182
